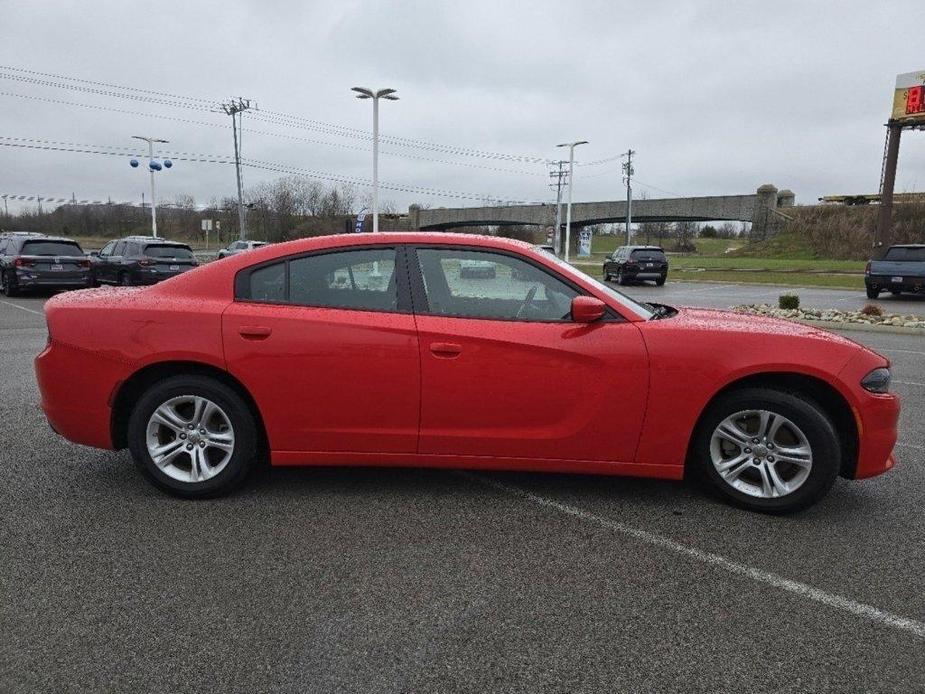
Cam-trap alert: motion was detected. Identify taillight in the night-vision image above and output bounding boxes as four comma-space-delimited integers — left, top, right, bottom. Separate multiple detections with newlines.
14, 258, 35, 268
138, 258, 155, 266
865, 261, 871, 275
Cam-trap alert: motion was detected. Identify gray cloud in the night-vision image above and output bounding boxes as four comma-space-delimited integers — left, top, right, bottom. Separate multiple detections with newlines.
1, 0, 924, 214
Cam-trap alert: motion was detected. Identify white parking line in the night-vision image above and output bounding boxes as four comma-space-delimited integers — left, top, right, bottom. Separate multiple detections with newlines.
460, 471, 925, 639
0, 299, 43, 316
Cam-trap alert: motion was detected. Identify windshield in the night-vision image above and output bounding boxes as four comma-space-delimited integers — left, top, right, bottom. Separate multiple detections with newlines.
144, 244, 194, 260
884, 247, 925, 262
21, 240, 84, 256
541, 252, 654, 320
631, 249, 667, 261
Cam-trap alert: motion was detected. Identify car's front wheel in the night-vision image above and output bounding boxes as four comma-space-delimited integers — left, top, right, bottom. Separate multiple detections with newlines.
127, 375, 258, 497
692, 387, 840, 513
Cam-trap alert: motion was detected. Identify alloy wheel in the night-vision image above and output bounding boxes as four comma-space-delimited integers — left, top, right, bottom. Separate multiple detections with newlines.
145, 395, 235, 483
709, 409, 813, 499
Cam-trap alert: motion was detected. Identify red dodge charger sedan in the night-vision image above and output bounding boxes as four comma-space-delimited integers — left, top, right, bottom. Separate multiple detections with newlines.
35, 233, 899, 512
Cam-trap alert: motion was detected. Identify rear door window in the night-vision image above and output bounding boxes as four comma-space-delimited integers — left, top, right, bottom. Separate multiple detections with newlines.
20, 240, 84, 256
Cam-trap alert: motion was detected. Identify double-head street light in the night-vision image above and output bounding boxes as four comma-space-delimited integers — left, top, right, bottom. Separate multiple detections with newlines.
556, 140, 588, 262
130, 135, 171, 238
351, 87, 399, 233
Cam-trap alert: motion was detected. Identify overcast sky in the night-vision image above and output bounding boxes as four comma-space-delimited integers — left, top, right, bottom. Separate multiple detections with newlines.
2, 0, 924, 215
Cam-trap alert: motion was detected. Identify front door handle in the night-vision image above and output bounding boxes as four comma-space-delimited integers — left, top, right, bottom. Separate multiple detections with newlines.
239, 325, 272, 339
430, 342, 462, 358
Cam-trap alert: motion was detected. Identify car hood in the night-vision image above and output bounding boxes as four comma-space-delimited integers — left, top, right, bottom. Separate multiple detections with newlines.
664, 306, 874, 352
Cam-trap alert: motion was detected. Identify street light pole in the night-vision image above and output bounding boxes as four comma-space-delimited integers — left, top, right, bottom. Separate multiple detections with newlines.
557, 140, 588, 262
131, 135, 168, 238
351, 87, 399, 233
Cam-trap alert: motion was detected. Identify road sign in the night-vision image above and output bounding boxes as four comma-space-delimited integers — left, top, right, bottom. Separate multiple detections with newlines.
892, 70, 925, 124
201, 219, 213, 231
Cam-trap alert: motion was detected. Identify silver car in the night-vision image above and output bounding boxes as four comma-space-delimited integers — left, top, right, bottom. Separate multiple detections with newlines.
217, 240, 268, 259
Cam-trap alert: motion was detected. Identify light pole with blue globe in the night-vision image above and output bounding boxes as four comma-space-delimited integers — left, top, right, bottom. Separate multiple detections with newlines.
130, 135, 172, 238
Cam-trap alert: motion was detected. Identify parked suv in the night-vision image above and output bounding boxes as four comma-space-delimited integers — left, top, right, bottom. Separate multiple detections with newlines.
91, 236, 199, 286
865, 244, 925, 298
0, 233, 90, 296
217, 240, 268, 259
603, 245, 668, 286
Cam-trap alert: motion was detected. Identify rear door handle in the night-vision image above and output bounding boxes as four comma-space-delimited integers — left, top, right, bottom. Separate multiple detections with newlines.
239, 325, 272, 339
430, 342, 462, 358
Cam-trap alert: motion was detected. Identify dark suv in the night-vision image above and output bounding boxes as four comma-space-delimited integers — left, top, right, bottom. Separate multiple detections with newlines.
92, 236, 199, 286
0, 233, 91, 296
603, 245, 669, 286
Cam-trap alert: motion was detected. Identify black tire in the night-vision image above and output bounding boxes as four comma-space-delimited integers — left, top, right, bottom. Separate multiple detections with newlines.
866, 286, 879, 299
617, 269, 628, 286
1, 271, 19, 297
119, 271, 132, 287
656, 275, 666, 287
603, 270, 611, 282
691, 387, 841, 514
127, 375, 259, 498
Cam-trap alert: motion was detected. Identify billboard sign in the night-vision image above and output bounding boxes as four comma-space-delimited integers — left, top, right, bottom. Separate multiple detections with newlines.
892, 70, 925, 124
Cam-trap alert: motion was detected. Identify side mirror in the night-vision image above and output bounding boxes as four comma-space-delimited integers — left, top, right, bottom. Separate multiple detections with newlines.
89, 251, 99, 257
571, 296, 606, 323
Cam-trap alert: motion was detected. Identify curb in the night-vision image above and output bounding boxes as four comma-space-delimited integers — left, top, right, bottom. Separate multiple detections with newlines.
791, 318, 925, 337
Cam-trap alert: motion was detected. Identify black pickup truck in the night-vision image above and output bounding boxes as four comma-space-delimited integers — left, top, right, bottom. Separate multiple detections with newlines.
865, 244, 925, 298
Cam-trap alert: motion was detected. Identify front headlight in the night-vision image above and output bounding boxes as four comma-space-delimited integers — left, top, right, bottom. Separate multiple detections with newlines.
861, 367, 891, 393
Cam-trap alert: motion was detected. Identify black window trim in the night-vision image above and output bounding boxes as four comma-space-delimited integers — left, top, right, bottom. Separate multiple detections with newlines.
234, 244, 413, 314
406, 243, 624, 324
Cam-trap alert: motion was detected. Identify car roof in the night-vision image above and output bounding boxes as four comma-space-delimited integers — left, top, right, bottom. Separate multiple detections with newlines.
121, 236, 190, 245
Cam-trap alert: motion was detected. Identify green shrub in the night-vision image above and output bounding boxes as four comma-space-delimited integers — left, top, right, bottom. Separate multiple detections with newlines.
779, 294, 800, 310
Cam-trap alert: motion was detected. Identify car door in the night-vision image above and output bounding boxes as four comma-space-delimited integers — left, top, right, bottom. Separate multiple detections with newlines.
409, 246, 649, 463
222, 245, 421, 454
107, 240, 127, 283
93, 241, 114, 283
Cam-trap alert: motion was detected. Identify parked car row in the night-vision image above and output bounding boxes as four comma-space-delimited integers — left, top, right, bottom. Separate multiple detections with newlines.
0, 231, 272, 295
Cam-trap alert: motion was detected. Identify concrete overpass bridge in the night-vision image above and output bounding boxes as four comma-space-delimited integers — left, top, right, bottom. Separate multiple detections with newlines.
409, 184, 793, 237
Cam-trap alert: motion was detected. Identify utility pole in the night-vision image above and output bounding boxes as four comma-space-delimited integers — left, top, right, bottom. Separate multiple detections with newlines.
556, 140, 588, 262
221, 97, 255, 241
548, 160, 568, 256
622, 149, 635, 245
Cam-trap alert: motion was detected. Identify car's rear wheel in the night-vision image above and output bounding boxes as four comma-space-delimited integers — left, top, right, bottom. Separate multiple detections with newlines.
656, 274, 666, 286
692, 387, 840, 513
1, 271, 18, 297
866, 286, 880, 299
617, 268, 628, 285
127, 375, 258, 497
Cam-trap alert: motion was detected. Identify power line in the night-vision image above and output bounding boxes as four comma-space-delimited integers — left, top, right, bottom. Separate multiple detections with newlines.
0, 90, 546, 176
0, 139, 526, 204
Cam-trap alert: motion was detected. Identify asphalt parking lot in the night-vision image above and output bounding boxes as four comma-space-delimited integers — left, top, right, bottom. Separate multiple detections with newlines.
2, 282, 924, 693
